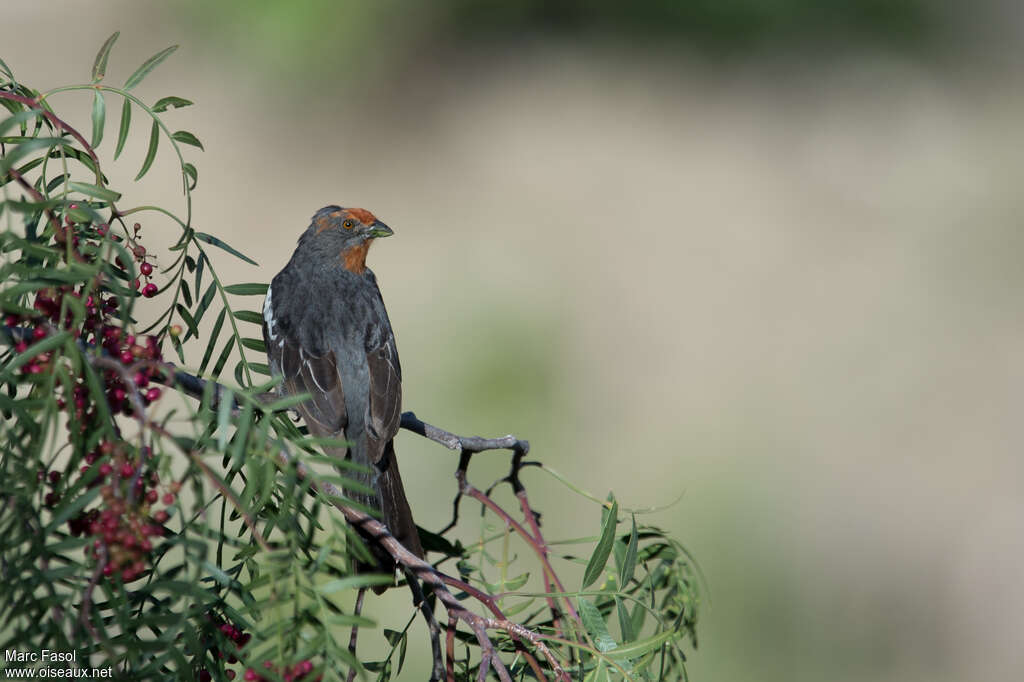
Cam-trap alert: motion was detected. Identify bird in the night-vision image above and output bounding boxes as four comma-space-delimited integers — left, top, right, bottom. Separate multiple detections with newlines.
262, 205, 423, 582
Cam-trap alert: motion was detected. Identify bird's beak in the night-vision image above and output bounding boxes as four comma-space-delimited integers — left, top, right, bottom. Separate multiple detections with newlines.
367, 221, 393, 238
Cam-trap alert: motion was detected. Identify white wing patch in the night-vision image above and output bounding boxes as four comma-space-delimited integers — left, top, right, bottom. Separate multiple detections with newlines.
263, 284, 283, 346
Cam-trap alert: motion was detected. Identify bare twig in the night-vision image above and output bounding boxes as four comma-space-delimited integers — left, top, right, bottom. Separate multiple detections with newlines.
346, 588, 366, 682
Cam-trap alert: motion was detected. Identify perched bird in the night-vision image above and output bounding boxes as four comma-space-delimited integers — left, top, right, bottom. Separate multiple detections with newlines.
262, 205, 423, 579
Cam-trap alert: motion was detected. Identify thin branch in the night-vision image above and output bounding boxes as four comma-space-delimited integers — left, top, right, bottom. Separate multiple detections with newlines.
277, 443, 569, 682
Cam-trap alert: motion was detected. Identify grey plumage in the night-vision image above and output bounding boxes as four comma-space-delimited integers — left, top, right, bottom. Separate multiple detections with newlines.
263, 206, 423, 582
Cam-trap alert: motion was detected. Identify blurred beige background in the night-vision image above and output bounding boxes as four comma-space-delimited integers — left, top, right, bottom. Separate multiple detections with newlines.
4, 1, 1023, 679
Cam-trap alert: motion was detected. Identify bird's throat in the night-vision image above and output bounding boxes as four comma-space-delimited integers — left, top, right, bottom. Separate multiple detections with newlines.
340, 240, 372, 274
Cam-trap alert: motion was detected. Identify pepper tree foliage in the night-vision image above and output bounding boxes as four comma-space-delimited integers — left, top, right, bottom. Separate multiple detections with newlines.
0, 34, 702, 681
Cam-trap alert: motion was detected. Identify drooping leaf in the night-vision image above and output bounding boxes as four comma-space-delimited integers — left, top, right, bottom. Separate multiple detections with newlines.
114, 98, 131, 160
90, 91, 105, 148
620, 513, 638, 587
182, 162, 197, 191
171, 130, 203, 150
134, 119, 159, 181
124, 44, 178, 90
582, 497, 618, 589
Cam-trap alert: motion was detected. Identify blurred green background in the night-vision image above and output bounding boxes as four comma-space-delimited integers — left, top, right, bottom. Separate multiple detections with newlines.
5, 1, 1024, 679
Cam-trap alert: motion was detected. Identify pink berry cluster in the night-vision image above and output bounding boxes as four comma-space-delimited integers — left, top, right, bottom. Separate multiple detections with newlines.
61, 440, 181, 582
242, 659, 319, 682
7, 207, 178, 584
196, 615, 252, 681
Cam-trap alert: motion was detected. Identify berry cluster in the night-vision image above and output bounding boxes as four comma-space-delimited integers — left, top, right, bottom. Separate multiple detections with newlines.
242, 659, 318, 682
196, 615, 252, 681
60, 440, 181, 582
6, 207, 175, 584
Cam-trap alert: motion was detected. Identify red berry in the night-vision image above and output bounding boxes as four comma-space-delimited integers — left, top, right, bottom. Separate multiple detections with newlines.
153, 510, 169, 524
142, 283, 158, 298
48, 470, 61, 485
140, 261, 153, 276
99, 463, 113, 477
120, 350, 134, 364
245, 670, 258, 681
33, 326, 47, 340
133, 245, 147, 259
146, 387, 161, 402
146, 490, 159, 503
120, 463, 134, 478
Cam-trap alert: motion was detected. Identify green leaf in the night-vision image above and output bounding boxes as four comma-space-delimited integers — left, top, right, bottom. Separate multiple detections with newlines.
620, 514, 638, 587
582, 497, 619, 589
171, 130, 203, 150
175, 303, 199, 338
223, 283, 268, 296
606, 629, 681, 660
0, 137, 62, 176
578, 597, 618, 653
194, 232, 258, 266
135, 119, 159, 181
583, 660, 608, 682
240, 337, 265, 352
616, 596, 635, 642
211, 336, 235, 378
124, 44, 178, 90
152, 96, 193, 113
91, 31, 119, 82
90, 91, 105, 148
198, 307, 226, 372
114, 98, 131, 160
233, 310, 264, 325
182, 162, 197, 191
68, 181, 121, 203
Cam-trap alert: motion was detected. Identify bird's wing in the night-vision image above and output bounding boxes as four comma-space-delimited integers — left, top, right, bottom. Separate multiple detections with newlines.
264, 319, 347, 437
364, 331, 402, 462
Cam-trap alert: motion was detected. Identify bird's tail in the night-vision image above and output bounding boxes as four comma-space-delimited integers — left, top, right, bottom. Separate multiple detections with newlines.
330, 440, 422, 591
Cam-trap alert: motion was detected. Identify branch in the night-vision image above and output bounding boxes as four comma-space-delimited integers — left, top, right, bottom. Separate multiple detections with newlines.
277, 444, 569, 682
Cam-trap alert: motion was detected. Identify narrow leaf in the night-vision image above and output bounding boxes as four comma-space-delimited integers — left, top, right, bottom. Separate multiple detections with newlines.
91, 31, 119, 82
90, 91, 105, 147
239, 338, 265, 353
124, 44, 178, 90
582, 498, 619, 589
182, 162, 197, 190
171, 130, 203, 150
616, 596, 635, 642
134, 119, 159, 181
234, 310, 264, 325
68, 181, 121, 203
194, 232, 258, 266
198, 307, 226, 372
606, 629, 681, 660
114, 98, 131, 160
223, 283, 268, 296
620, 514, 638, 587
152, 96, 193, 112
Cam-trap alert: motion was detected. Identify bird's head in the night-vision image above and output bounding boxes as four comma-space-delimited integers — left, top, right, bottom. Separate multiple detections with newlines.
298, 205, 393, 274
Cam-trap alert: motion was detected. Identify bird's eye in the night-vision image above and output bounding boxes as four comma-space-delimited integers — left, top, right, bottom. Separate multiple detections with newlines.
342, 219, 355, 230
